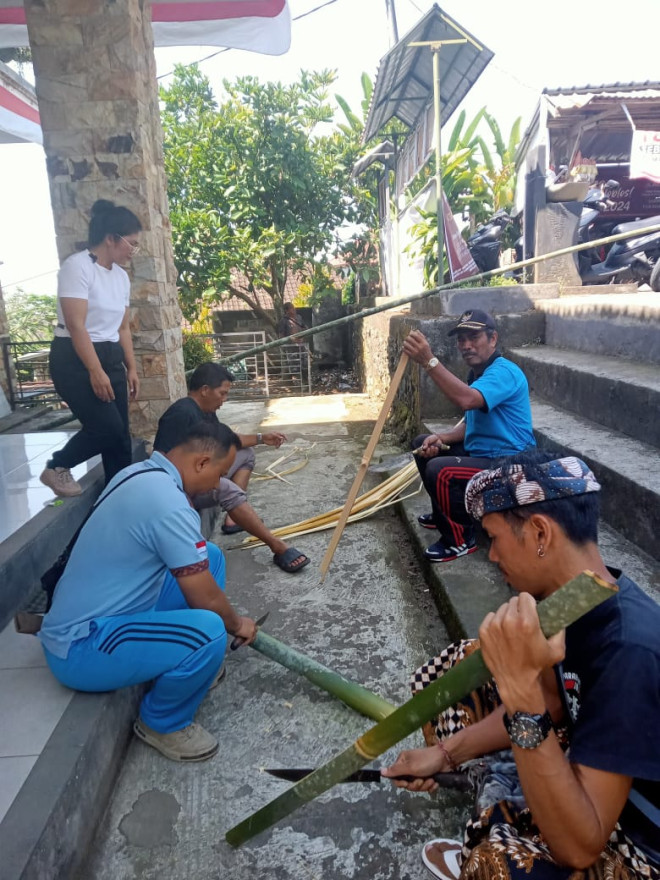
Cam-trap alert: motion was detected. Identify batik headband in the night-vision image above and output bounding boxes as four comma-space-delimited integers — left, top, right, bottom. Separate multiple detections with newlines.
465, 456, 601, 521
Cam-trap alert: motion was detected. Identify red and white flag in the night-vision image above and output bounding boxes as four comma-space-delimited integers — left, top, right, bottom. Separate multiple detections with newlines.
0, 67, 40, 144
441, 191, 479, 281
0, 0, 291, 54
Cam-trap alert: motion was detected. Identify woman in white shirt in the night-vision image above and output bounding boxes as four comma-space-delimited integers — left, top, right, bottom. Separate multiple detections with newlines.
40, 200, 142, 496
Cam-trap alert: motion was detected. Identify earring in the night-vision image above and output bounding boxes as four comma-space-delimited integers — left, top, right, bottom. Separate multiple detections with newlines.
537, 545, 545, 558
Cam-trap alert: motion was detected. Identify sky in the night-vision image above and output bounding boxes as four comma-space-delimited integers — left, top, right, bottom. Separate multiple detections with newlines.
2, 0, 660, 299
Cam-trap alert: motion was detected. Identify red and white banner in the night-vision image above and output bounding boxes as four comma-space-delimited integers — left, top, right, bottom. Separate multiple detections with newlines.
0, 72, 41, 144
442, 191, 479, 281
0, 0, 291, 54
629, 130, 660, 184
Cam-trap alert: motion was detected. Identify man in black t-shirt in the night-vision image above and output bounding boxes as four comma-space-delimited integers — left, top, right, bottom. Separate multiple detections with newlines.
384, 451, 659, 880
154, 363, 310, 575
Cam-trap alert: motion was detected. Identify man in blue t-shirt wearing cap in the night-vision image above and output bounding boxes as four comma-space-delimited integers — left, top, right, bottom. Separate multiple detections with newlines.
403, 309, 535, 563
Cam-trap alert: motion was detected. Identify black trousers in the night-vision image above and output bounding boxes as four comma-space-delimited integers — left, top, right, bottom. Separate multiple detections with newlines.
49, 336, 132, 483
413, 434, 493, 547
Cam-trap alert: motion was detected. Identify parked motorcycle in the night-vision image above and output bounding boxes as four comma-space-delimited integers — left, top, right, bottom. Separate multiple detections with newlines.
577, 181, 660, 289
467, 210, 513, 272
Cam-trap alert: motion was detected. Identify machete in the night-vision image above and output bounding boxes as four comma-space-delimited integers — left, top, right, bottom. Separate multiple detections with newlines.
265, 768, 471, 790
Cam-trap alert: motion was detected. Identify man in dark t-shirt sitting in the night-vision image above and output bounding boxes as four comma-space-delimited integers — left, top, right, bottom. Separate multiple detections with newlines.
384, 451, 659, 880
154, 363, 310, 575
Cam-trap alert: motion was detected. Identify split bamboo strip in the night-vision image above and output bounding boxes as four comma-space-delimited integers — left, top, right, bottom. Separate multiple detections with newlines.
319, 353, 410, 581
239, 461, 419, 547
252, 445, 314, 482
251, 459, 308, 482
238, 484, 423, 546
226, 571, 617, 846
251, 632, 395, 722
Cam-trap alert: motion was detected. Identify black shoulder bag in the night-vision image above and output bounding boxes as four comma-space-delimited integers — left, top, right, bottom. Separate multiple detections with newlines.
41, 467, 167, 610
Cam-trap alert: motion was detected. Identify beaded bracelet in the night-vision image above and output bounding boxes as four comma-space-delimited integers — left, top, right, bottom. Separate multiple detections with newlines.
437, 740, 458, 771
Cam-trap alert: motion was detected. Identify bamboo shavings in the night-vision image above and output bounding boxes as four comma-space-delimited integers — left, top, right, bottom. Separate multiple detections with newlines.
251, 444, 315, 485
239, 461, 421, 548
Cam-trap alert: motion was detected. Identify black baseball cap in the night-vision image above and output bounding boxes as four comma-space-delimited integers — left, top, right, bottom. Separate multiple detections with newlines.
448, 309, 497, 336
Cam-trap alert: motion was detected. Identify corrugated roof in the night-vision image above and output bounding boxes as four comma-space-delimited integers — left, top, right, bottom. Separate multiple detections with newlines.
362, 4, 492, 144
212, 270, 304, 312
543, 81, 660, 98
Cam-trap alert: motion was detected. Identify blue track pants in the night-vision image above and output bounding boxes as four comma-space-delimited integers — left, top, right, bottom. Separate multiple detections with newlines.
43, 543, 228, 733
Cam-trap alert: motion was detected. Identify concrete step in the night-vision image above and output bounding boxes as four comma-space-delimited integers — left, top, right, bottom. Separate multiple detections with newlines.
398, 471, 660, 637
418, 418, 660, 610
534, 291, 660, 364
530, 397, 660, 561
410, 283, 559, 317
508, 346, 660, 449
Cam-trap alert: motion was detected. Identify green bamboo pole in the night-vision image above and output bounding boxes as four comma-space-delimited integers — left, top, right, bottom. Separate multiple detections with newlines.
200, 222, 660, 369
251, 631, 396, 722
227, 571, 617, 847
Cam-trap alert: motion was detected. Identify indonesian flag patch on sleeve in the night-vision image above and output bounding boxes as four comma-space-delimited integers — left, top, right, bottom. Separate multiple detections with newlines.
195, 540, 207, 557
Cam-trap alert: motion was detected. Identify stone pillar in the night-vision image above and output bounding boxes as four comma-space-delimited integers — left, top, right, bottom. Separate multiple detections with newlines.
24, 0, 186, 437
534, 201, 582, 287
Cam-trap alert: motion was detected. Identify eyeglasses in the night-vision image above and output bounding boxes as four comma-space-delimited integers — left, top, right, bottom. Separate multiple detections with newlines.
119, 235, 140, 255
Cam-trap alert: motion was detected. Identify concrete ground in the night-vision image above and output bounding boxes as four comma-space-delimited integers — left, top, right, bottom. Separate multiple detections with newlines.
82, 394, 472, 880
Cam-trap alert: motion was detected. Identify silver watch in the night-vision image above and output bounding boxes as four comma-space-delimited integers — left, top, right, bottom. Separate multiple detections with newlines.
425, 356, 440, 371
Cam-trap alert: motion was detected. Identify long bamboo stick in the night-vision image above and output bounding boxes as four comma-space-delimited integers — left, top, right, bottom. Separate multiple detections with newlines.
319, 353, 410, 581
226, 571, 617, 847
208, 223, 660, 368
251, 632, 395, 721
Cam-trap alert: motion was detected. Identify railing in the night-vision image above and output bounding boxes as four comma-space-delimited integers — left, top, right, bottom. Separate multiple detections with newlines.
194, 331, 312, 397
1, 331, 313, 412
1, 340, 60, 409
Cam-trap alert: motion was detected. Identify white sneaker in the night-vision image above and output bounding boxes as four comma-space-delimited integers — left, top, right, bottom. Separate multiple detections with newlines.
209, 662, 227, 690
421, 838, 462, 880
133, 718, 218, 762
40, 466, 82, 497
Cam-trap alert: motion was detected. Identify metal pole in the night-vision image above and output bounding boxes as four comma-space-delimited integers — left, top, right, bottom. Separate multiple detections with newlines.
384, 0, 399, 46
432, 46, 444, 284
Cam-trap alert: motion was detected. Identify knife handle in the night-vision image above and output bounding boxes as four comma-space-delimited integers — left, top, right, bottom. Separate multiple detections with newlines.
394, 771, 471, 791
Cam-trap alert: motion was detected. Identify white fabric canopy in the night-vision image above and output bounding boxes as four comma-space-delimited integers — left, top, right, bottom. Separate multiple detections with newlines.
0, 0, 291, 54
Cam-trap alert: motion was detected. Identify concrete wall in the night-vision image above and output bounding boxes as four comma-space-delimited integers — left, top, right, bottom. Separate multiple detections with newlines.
355, 288, 548, 444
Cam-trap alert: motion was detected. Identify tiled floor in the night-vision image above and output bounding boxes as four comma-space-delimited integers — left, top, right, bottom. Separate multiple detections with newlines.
0, 432, 100, 544
0, 621, 74, 823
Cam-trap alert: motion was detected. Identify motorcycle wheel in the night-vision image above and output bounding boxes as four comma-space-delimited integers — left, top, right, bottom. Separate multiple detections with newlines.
650, 258, 660, 292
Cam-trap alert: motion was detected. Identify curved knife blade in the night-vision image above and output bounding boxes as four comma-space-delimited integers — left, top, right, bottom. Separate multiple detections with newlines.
265, 768, 471, 790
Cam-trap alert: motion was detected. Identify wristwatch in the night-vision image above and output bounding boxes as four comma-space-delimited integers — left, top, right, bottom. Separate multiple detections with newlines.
425, 356, 440, 371
256, 432, 263, 445
503, 710, 553, 749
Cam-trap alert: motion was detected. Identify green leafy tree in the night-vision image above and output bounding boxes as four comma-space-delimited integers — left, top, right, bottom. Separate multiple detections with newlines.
6, 291, 57, 342
160, 65, 360, 328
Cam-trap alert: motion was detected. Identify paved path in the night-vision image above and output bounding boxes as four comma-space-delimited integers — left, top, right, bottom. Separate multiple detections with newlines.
84, 395, 471, 880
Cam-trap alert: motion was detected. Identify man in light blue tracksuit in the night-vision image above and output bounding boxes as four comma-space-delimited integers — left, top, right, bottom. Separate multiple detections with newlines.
39, 421, 258, 762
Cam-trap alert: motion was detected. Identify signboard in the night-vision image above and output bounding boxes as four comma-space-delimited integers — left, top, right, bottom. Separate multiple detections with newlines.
596, 168, 660, 220
630, 130, 660, 184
